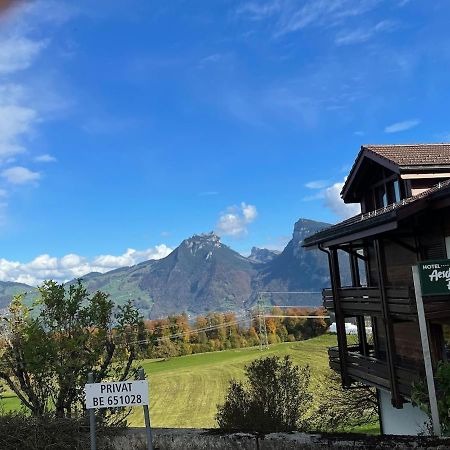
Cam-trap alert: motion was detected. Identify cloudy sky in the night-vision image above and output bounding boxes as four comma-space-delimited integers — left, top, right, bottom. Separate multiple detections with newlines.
0, 0, 449, 285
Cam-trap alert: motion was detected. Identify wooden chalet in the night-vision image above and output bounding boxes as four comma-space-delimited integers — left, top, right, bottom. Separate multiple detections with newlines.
303, 143, 450, 434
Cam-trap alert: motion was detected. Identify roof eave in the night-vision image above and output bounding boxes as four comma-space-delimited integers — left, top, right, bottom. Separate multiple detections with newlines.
341, 147, 400, 202
302, 211, 397, 248
399, 165, 450, 173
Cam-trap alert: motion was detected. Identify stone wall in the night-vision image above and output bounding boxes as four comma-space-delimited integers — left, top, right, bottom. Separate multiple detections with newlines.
104, 428, 450, 450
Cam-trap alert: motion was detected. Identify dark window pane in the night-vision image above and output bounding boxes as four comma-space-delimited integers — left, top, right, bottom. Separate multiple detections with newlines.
394, 180, 401, 202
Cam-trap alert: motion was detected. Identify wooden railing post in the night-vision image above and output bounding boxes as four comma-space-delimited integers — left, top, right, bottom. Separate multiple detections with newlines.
330, 247, 350, 387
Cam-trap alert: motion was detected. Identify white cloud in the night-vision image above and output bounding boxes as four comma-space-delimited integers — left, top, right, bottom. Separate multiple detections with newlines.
237, 0, 382, 37
35, 153, 56, 163
236, 1, 282, 20
0, 1, 76, 225
384, 119, 420, 133
0, 244, 173, 286
93, 245, 171, 269
335, 20, 398, 46
242, 203, 257, 222
2, 166, 40, 185
0, 103, 37, 159
0, 36, 47, 75
216, 202, 258, 237
335, 28, 374, 45
323, 180, 361, 220
305, 180, 329, 189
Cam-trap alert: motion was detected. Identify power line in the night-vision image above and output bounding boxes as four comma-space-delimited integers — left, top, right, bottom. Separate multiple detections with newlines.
263, 315, 330, 319
132, 316, 250, 346
254, 305, 321, 309
257, 291, 321, 294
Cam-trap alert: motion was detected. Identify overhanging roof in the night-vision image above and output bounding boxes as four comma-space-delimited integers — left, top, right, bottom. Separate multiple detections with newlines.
341, 143, 450, 202
303, 179, 450, 248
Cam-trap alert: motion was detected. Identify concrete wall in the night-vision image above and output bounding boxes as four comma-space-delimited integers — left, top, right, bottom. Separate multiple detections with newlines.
104, 428, 450, 450
378, 389, 429, 435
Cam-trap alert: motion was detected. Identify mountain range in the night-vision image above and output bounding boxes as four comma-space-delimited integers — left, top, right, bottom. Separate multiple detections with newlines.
0, 218, 339, 318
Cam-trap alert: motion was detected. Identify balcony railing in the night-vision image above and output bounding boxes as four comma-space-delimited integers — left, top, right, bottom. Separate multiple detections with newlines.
328, 345, 420, 398
323, 286, 416, 316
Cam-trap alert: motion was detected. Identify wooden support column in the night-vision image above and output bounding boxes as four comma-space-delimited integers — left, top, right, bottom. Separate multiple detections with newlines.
330, 247, 350, 387
374, 238, 403, 408
349, 250, 369, 356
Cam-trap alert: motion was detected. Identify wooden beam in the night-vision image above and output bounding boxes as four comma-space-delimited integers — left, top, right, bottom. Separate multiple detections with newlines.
324, 221, 398, 247
373, 238, 403, 408
330, 247, 350, 387
339, 246, 368, 261
386, 237, 417, 254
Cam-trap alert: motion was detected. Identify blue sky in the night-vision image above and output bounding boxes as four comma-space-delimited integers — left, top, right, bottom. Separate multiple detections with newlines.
1, 0, 450, 284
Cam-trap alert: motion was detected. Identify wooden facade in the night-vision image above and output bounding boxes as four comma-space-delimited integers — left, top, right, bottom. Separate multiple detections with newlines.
304, 144, 450, 409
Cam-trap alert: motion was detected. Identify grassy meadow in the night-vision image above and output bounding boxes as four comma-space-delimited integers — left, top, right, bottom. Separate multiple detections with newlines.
1, 334, 378, 432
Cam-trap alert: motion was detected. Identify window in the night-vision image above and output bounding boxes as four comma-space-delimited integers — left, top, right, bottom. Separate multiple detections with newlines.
393, 180, 401, 202
375, 185, 387, 208
445, 236, 450, 258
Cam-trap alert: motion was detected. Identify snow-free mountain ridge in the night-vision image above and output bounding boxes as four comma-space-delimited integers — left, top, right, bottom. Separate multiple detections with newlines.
0, 219, 339, 318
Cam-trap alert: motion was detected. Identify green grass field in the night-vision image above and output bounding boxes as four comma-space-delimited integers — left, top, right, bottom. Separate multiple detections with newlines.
1, 334, 379, 432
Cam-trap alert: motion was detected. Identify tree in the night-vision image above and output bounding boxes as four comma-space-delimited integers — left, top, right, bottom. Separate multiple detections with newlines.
216, 355, 312, 432
309, 370, 379, 431
0, 280, 143, 419
153, 338, 178, 360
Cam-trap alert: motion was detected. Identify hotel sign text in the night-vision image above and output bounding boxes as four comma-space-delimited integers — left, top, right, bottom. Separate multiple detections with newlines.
418, 259, 450, 296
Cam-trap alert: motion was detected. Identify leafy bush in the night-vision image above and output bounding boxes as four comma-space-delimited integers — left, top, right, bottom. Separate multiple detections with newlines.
216, 355, 312, 432
0, 411, 122, 450
411, 361, 450, 435
309, 370, 379, 431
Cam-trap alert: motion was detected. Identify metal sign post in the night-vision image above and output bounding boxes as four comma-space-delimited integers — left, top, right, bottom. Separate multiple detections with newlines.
86, 370, 153, 450
412, 265, 442, 436
87, 372, 97, 450
139, 368, 153, 450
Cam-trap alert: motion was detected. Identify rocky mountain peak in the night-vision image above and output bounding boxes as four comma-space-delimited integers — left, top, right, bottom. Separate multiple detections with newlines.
249, 247, 281, 263
182, 231, 222, 256
291, 218, 330, 257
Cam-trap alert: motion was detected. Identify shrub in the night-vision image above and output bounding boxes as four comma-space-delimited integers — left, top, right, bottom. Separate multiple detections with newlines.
309, 370, 379, 432
216, 355, 312, 432
411, 361, 450, 435
0, 411, 122, 450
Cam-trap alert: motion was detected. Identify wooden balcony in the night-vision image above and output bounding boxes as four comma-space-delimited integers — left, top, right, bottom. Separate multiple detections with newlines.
328, 345, 420, 398
323, 286, 416, 317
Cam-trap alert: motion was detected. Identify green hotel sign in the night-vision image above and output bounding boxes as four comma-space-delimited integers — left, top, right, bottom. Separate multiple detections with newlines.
418, 260, 450, 296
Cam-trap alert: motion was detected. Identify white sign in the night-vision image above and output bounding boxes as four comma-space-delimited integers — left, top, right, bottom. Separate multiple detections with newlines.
85, 380, 149, 409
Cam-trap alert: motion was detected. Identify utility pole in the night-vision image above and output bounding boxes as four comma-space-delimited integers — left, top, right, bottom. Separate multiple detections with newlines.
257, 295, 269, 350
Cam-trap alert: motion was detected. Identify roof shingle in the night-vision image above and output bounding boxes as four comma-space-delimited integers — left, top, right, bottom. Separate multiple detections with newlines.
364, 143, 450, 167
